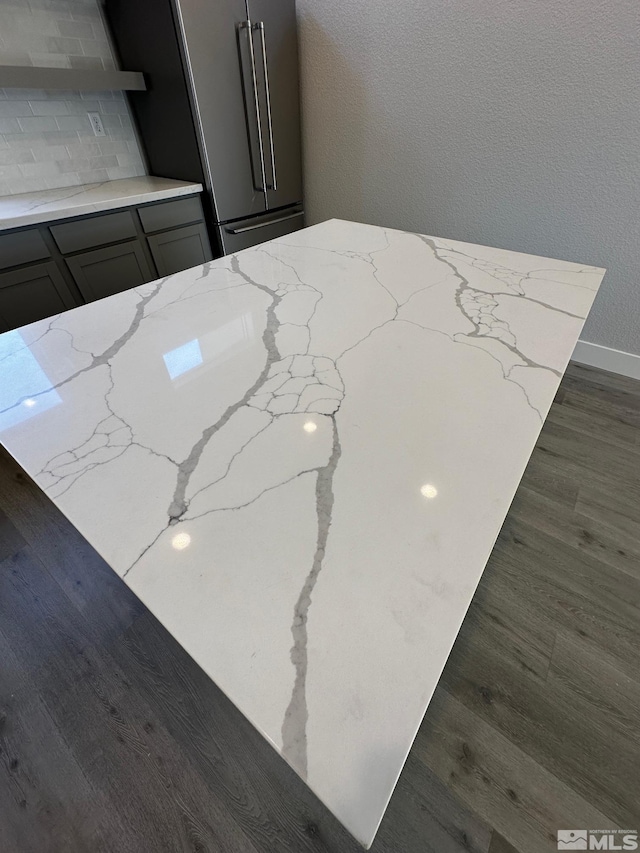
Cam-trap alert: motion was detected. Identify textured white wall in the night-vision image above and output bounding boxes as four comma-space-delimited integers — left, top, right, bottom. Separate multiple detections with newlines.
0, 0, 146, 195
297, 0, 640, 355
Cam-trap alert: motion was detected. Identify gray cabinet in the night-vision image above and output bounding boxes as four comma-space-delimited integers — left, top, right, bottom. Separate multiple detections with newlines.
51, 210, 137, 254
65, 241, 153, 303
0, 261, 77, 331
138, 196, 203, 233
0, 192, 214, 332
0, 229, 50, 268
148, 223, 212, 277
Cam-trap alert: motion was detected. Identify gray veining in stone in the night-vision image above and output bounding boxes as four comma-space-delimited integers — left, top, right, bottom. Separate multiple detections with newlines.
282, 414, 342, 777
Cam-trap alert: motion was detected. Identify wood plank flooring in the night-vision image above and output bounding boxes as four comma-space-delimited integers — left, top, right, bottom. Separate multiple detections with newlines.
1, 361, 639, 853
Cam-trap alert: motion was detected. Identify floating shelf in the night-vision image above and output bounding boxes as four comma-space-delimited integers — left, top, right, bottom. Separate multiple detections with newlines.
0, 65, 146, 92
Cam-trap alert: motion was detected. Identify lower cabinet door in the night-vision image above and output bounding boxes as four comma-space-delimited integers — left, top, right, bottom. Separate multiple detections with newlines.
147, 223, 212, 277
0, 261, 78, 332
65, 241, 153, 302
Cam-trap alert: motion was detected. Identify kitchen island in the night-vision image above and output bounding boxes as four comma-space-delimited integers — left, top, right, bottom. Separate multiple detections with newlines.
0, 219, 604, 847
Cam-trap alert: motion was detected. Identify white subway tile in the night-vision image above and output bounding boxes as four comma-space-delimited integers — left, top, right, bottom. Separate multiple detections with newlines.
74, 167, 108, 183
89, 154, 118, 169
17, 115, 58, 131
98, 100, 126, 114
0, 118, 21, 133
0, 101, 33, 117
68, 1, 102, 20
0, 163, 22, 180
56, 114, 90, 131
79, 37, 112, 58
42, 129, 80, 143
66, 140, 100, 157
8, 176, 47, 193
31, 52, 71, 67
58, 156, 88, 172
100, 114, 122, 129
98, 139, 129, 155
0, 149, 35, 165
20, 160, 61, 177
100, 127, 129, 141
6, 89, 49, 100
66, 99, 98, 114
46, 35, 83, 55
69, 10, 102, 24
32, 144, 71, 161
116, 151, 144, 168
69, 54, 103, 70
44, 172, 83, 188
106, 165, 144, 181
30, 100, 70, 115
57, 18, 94, 39
0, 54, 34, 67
4, 129, 69, 146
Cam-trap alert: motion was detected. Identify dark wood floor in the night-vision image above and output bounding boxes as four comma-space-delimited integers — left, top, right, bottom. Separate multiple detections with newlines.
1, 361, 639, 853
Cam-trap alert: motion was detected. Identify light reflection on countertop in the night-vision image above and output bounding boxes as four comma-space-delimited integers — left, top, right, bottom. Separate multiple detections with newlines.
420, 483, 438, 499
0, 329, 62, 432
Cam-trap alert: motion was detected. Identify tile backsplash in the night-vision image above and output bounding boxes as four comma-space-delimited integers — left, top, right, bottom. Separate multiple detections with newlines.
0, 0, 147, 196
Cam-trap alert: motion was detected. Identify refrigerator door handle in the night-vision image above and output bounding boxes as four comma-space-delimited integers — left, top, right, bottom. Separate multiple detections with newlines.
224, 210, 303, 234
238, 19, 267, 193
254, 21, 277, 191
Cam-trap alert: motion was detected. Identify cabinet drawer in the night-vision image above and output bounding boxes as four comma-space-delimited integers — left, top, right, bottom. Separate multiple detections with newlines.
65, 241, 153, 303
50, 210, 137, 254
138, 196, 203, 234
0, 261, 77, 331
219, 208, 305, 254
148, 223, 212, 277
0, 229, 50, 268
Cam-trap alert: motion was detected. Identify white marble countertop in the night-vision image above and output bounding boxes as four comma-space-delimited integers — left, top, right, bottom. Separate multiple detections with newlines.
0, 220, 604, 847
0, 176, 204, 230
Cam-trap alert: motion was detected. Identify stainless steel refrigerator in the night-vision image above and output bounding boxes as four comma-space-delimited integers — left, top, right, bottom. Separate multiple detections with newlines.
107, 0, 304, 255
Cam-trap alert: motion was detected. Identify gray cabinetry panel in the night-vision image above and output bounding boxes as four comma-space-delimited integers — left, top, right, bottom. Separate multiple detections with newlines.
147, 223, 212, 277
65, 242, 153, 303
138, 196, 203, 234
0, 261, 77, 331
0, 229, 50, 268
50, 211, 137, 255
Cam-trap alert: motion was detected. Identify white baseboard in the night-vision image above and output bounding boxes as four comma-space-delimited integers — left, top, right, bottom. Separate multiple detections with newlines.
571, 340, 640, 381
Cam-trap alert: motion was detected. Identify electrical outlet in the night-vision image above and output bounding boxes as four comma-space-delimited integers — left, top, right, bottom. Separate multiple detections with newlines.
87, 112, 106, 137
